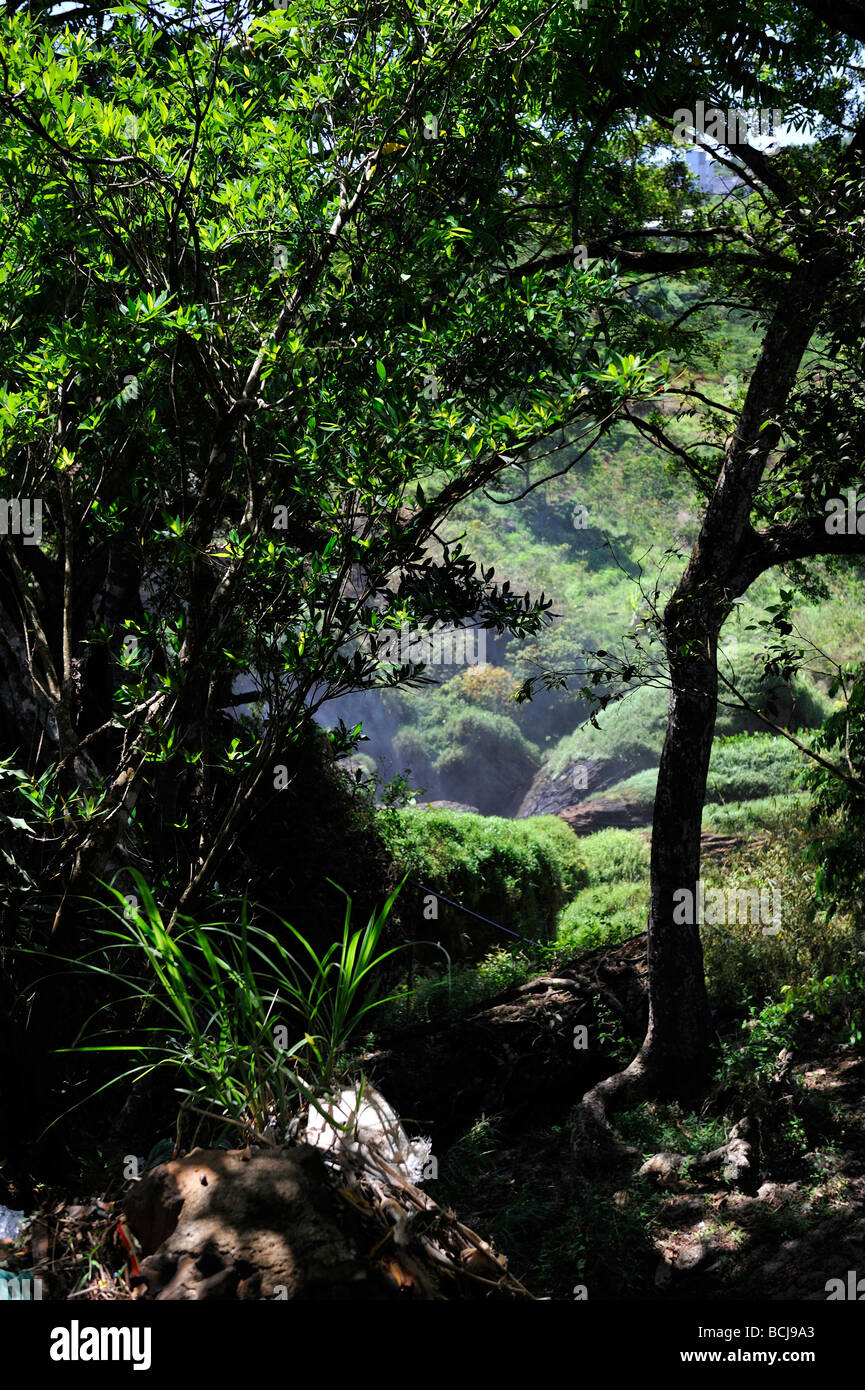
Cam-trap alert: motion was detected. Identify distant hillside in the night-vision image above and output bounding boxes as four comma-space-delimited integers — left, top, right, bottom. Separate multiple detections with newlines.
321, 295, 865, 820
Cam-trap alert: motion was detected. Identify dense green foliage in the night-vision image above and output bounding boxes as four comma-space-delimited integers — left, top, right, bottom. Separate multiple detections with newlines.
379, 806, 588, 956
392, 705, 540, 813
581, 731, 811, 820
0, 0, 660, 957
802, 662, 865, 910
4, 0, 865, 1318
574, 827, 651, 885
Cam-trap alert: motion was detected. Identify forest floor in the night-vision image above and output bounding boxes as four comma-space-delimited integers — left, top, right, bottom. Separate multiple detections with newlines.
7, 1035, 861, 1301
3, 936, 862, 1301
431, 1040, 865, 1301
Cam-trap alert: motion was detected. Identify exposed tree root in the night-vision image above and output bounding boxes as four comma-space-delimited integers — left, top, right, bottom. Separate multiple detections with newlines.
572, 1037, 755, 1185
637, 1116, 760, 1192
570, 1017, 719, 1170
692, 1116, 759, 1186
570, 1050, 652, 1169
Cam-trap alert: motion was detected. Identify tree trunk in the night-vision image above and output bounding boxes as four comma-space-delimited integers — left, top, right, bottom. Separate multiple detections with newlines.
642, 623, 718, 1099
571, 270, 828, 1159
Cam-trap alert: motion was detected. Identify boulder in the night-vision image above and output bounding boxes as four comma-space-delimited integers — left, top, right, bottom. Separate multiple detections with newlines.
122, 1138, 534, 1301
559, 796, 652, 836
124, 1146, 382, 1300
516, 757, 635, 819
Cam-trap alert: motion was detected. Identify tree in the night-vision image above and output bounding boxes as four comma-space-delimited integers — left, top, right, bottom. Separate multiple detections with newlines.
496, 0, 865, 1152
6, 0, 864, 1172
1, 0, 671, 1152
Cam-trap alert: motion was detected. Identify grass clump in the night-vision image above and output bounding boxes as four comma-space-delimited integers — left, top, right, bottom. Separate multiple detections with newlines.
557, 882, 648, 955
702, 792, 810, 834
577, 828, 651, 884
554, 827, 649, 954
701, 819, 859, 1011
46, 870, 405, 1146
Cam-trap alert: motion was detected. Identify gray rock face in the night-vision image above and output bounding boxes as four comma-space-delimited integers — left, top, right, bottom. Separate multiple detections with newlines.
516, 757, 635, 819
559, 797, 652, 836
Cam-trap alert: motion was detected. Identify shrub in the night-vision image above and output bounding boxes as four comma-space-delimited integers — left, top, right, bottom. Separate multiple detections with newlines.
802, 662, 865, 911
717, 967, 865, 1166
705, 733, 806, 803
393, 706, 540, 815
702, 793, 810, 835
701, 818, 859, 1011
44, 872, 406, 1146
448, 664, 521, 716
556, 880, 649, 955
378, 807, 588, 958
551, 831, 650, 958
578, 828, 651, 884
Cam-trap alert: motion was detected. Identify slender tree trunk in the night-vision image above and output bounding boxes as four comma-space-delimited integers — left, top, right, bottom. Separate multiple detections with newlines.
572, 270, 828, 1161
639, 277, 826, 1096
643, 615, 718, 1100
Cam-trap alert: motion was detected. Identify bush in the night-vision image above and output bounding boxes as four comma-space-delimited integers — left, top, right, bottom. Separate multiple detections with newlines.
47, 872, 405, 1148
378, 807, 588, 959
551, 830, 650, 958
447, 664, 521, 716
802, 663, 865, 911
393, 706, 540, 815
556, 880, 648, 955
717, 966, 865, 1166
700, 817, 860, 1011
705, 733, 806, 803
702, 793, 810, 835
578, 828, 651, 885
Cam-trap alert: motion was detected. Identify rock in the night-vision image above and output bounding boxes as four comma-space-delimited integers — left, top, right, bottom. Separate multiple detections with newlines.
414, 800, 481, 814
755, 1181, 800, 1205
673, 1240, 710, 1272
746, 1209, 865, 1299
406, 732, 538, 816
516, 758, 633, 819
124, 1146, 386, 1300
559, 797, 652, 836
122, 1142, 534, 1302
